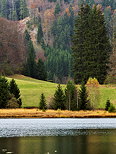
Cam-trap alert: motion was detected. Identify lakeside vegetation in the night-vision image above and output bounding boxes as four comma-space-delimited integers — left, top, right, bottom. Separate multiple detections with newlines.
7, 75, 116, 109
0, 109, 116, 118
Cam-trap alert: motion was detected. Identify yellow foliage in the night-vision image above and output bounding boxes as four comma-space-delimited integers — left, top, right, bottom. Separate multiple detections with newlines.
86, 77, 100, 87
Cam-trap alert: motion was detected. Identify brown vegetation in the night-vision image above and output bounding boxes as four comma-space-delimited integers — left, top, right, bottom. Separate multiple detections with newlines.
0, 18, 27, 75
0, 109, 116, 118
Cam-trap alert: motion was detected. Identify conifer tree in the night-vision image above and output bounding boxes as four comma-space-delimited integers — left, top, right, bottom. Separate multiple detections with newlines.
19, 0, 29, 20
53, 84, 65, 110
23, 30, 36, 78
9, 79, 20, 99
25, 29, 31, 41
39, 93, 47, 110
78, 82, 89, 110
9, 79, 22, 107
0, 0, 7, 18
54, 3, 61, 15
105, 99, 111, 111
36, 59, 47, 81
65, 80, 78, 110
0, 76, 10, 108
37, 23, 43, 44
72, 5, 112, 84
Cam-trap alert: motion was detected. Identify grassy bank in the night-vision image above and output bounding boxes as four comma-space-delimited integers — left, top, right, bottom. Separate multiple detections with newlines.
8, 75, 116, 108
0, 109, 116, 118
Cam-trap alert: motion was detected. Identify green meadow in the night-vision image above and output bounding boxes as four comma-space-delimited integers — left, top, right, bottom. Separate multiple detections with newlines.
8, 75, 116, 108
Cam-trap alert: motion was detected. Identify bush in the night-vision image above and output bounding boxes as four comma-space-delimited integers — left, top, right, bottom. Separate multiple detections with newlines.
108, 104, 115, 113
86, 77, 100, 86
6, 96, 19, 108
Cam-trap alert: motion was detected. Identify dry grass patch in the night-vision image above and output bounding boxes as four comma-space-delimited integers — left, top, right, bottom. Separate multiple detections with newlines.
0, 109, 116, 118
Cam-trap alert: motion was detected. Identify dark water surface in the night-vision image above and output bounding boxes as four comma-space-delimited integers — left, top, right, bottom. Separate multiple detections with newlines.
0, 118, 116, 154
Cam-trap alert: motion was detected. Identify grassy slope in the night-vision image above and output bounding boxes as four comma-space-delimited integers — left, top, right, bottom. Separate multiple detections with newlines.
8, 75, 116, 108
8, 75, 65, 107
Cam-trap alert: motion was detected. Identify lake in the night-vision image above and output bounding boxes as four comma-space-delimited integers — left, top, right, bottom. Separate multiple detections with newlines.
0, 118, 116, 154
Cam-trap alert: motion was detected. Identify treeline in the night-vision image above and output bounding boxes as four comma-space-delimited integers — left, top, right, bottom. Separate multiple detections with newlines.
39, 81, 90, 111
39, 79, 115, 112
0, 77, 22, 108
0, 0, 28, 20
44, 47, 71, 83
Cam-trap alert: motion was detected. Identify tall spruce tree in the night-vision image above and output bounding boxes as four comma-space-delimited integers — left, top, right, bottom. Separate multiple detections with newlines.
72, 5, 112, 84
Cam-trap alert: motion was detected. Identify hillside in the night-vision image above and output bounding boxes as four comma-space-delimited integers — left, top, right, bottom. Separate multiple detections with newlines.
0, 0, 116, 83
8, 75, 116, 108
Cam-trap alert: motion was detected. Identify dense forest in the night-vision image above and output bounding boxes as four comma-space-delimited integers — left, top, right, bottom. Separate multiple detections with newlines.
0, 0, 116, 83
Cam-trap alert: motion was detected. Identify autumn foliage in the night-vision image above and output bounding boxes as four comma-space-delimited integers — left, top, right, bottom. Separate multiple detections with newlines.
0, 18, 27, 75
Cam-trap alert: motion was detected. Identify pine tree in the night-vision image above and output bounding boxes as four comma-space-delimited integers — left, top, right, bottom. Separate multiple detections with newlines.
24, 29, 31, 41
78, 82, 89, 110
19, 0, 29, 20
1, 0, 7, 18
9, 79, 22, 107
54, 3, 61, 15
23, 30, 36, 78
72, 5, 112, 84
36, 59, 47, 81
37, 23, 43, 44
39, 93, 47, 110
105, 99, 111, 111
0, 76, 10, 108
9, 79, 20, 99
65, 80, 78, 110
53, 84, 65, 110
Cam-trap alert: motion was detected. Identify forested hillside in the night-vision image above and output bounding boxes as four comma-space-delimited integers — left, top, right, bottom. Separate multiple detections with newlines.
0, 0, 116, 83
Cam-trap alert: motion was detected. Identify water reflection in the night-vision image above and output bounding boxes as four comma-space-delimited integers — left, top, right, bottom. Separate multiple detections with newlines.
0, 129, 116, 154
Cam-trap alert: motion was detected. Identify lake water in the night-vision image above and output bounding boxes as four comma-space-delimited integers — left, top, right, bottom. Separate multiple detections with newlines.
0, 118, 116, 154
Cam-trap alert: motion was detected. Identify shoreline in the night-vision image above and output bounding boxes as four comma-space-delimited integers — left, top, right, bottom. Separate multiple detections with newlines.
0, 109, 116, 118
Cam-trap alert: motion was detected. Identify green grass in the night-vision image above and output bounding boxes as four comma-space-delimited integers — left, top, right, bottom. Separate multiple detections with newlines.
7, 75, 65, 107
99, 86, 116, 108
7, 75, 116, 108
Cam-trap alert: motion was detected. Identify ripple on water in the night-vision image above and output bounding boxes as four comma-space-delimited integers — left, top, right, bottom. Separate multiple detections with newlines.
0, 118, 116, 137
